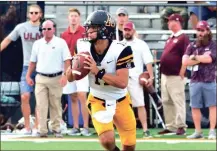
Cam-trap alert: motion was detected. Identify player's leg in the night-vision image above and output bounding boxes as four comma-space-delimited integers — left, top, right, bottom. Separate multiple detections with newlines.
159, 74, 177, 134
187, 82, 203, 139
32, 71, 39, 135
77, 91, 91, 135
20, 66, 33, 134
168, 76, 187, 135
48, 75, 63, 137
78, 92, 89, 128
76, 76, 91, 136
71, 93, 79, 128
128, 76, 150, 137
203, 82, 216, 139
34, 74, 49, 137
113, 95, 136, 151
63, 81, 80, 135
87, 94, 118, 150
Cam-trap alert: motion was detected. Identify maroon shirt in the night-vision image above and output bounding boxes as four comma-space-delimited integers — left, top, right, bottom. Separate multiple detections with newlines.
185, 40, 216, 82
61, 25, 85, 56
160, 31, 190, 75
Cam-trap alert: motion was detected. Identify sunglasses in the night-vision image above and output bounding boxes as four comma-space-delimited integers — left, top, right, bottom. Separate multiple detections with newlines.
29, 12, 39, 15
42, 28, 52, 31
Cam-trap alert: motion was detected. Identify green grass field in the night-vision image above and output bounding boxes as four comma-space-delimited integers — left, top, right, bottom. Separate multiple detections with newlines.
1, 129, 216, 150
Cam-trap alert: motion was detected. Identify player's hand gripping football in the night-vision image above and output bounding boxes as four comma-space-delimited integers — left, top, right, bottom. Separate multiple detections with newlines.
84, 57, 99, 75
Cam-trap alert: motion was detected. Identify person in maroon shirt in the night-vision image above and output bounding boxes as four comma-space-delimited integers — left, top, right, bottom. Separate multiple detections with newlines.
61, 8, 91, 136
183, 21, 216, 139
159, 14, 189, 135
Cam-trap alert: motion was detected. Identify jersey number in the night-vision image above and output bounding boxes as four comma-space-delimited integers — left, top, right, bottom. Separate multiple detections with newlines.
95, 77, 109, 86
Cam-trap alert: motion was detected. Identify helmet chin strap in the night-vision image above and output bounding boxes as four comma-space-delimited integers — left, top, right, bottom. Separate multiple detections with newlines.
89, 27, 102, 44
89, 38, 98, 44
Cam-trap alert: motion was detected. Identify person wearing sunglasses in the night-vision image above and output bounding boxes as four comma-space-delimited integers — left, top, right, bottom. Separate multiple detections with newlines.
61, 8, 91, 137
26, 20, 71, 137
0, 4, 43, 136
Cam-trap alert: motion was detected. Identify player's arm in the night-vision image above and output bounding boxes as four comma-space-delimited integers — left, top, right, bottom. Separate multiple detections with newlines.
0, 23, 20, 52
104, 46, 134, 88
101, 68, 129, 89
0, 37, 12, 52
194, 49, 215, 63
142, 42, 154, 86
182, 55, 200, 66
65, 64, 75, 82
26, 62, 36, 78
84, 46, 134, 89
182, 43, 200, 66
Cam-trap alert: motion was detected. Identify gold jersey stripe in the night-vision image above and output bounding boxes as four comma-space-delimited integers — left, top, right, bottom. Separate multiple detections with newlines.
116, 59, 133, 66
117, 54, 133, 63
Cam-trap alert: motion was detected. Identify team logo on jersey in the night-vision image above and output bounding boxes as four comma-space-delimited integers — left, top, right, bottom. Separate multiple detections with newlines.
126, 61, 132, 69
205, 48, 210, 51
107, 60, 113, 64
173, 39, 178, 43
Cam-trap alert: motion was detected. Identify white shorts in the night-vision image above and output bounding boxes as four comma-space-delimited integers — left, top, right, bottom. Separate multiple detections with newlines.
127, 76, 145, 107
63, 75, 89, 94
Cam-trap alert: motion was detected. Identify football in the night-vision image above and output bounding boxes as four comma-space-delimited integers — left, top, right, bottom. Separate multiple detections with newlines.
71, 51, 90, 80
139, 71, 150, 86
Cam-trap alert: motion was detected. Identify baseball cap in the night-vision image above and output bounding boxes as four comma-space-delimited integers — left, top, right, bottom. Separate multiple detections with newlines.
116, 7, 128, 16
123, 21, 135, 30
196, 20, 210, 30
168, 14, 183, 23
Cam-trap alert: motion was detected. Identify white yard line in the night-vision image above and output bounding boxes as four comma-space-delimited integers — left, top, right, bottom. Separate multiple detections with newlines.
1, 135, 216, 143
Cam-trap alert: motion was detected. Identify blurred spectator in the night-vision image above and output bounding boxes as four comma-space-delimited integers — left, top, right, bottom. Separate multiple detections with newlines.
0, 4, 43, 135
115, 7, 129, 41
160, 1, 189, 30
189, 1, 216, 29
26, 20, 71, 137
123, 21, 162, 138
159, 14, 189, 135
183, 21, 216, 139
61, 8, 91, 136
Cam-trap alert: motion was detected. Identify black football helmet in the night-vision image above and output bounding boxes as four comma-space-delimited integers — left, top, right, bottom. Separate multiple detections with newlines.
84, 10, 116, 41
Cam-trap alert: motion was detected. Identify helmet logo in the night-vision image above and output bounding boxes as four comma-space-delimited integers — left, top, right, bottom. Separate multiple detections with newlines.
105, 14, 115, 27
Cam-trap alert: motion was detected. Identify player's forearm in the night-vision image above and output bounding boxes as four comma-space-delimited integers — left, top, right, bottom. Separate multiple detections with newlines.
64, 59, 71, 73
102, 74, 128, 89
182, 56, 200, 66
66, 72, 75, 82
195, 55, 212, 63
0, 37, 12, 51
26, 62, 36, 77
179, 64, 187, 76
146, 63, 154, 79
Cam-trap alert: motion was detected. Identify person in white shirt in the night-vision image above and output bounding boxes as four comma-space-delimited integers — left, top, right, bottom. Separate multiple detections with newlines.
26, 20, 71, 137
0, 4, 43, 135
123, 21, 162, 138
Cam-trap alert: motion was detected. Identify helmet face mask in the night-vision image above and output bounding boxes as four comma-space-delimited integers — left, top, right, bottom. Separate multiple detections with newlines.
84, 10, 116, 42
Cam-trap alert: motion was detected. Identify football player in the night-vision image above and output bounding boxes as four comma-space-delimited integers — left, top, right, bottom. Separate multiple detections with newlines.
66, 10, 136, 151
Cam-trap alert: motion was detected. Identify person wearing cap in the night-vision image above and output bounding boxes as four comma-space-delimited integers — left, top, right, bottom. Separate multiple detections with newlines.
160, 1, 189, 30
189, 1, 216, 29
123, 21, 162, 138
115, 7, 129, 41
182, 21, 216, 139
159, 14, 189, 135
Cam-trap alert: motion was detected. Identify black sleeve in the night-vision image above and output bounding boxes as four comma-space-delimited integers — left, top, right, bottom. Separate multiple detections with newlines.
116, 46, 135, 70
